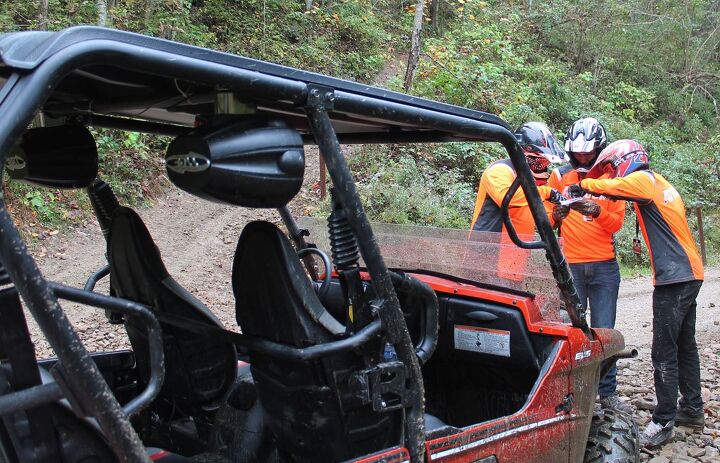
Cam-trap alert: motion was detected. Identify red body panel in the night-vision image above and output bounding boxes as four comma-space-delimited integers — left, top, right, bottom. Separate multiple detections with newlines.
346, 271, 625, 463
405, 273, 621, 463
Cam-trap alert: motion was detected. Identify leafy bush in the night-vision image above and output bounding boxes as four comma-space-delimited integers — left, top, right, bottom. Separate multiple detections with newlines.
315, 145, 476, 229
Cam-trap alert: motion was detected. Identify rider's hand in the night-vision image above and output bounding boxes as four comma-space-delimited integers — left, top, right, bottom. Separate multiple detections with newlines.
567, 184, 586, 198
547, 188, 564, 204
552, 204, 570, 224
570, 199, 601, 218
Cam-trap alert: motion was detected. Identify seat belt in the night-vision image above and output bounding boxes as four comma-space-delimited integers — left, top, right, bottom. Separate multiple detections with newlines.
0, 284, 61, 461
633, 216, 643, 256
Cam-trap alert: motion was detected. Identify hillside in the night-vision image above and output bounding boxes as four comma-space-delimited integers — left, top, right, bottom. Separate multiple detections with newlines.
1, 0, 718, 265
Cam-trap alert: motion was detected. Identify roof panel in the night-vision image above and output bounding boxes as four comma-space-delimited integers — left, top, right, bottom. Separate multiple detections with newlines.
0, 26, 511, 137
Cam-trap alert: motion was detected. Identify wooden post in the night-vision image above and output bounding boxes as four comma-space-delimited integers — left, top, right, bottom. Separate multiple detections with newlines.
696, 206, 707, 266
319, 152, 327, 200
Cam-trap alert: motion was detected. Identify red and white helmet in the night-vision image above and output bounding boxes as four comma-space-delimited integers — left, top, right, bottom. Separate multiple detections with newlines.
587, 139, 649, 179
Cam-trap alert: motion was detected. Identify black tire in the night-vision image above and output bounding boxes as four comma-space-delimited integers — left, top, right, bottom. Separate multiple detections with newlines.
583, 409, 640, 463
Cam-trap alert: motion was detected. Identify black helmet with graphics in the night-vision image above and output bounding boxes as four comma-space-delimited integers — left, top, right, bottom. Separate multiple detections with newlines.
514, 122, 567, 182
564, 117, 608, 172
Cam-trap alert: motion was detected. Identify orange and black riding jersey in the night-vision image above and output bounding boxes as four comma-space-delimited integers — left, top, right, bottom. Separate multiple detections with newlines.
581, 171, 704, 286
548, 167, 625, 264
470, 159, 552, 235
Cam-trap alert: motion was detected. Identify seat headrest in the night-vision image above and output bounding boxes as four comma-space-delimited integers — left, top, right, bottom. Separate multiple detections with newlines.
107, 207, 169, 301
232, 221, 345, 344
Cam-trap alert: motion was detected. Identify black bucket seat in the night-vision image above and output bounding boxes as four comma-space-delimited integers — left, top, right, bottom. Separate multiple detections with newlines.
232, 220, 402, 463
106, 207, 237, 429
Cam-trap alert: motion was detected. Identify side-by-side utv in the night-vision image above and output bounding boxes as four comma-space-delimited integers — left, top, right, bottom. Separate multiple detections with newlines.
0, 27, 638, 463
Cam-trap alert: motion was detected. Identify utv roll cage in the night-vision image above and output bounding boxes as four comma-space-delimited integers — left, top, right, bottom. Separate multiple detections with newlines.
0, 27, 587, 463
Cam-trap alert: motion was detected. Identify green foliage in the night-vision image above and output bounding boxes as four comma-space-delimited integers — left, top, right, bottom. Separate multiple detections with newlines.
196, 0, 389, 81
95, 129, 169, 207
604, 81, 656, 123
316, 145, 476, 228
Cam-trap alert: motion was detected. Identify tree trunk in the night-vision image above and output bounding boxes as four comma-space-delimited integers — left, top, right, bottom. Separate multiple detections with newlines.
144, 0, 156, 31
97, 0, 108, 27
38, 0, 49, 30
429, 0, 439, 30
305, 0, 313, 11
403, 0, 425, 92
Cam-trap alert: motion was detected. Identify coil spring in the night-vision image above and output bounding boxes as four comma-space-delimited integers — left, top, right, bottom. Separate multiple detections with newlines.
327, 195, 359, 271
87, 179, 120, 238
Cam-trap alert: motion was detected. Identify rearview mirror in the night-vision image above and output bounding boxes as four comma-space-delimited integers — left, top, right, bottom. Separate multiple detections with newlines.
6, 125, 98, 188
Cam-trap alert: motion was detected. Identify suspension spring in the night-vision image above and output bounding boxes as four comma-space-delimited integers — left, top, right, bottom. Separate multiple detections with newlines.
327, 189, 360, 271
87, 179, 120, 239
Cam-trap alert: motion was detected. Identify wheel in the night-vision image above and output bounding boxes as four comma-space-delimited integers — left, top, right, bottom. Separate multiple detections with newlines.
583, 409, 640, 463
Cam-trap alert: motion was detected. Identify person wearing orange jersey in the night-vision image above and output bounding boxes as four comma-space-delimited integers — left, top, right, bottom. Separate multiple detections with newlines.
549, 117, 631, 414
570, 139, 705, 449
470, 122, 565, 281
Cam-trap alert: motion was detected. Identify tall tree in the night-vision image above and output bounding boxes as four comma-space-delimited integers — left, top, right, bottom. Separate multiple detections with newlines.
97, 0, 108, 27
404, 0, 425, 91
37, 0, 49, 30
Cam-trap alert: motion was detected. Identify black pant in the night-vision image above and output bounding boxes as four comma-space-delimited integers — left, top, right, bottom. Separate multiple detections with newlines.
651, 279, 703, 424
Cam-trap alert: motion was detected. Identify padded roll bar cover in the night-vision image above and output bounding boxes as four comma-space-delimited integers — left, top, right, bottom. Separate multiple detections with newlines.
6, 125, 98, 188
166, 118, 305, 208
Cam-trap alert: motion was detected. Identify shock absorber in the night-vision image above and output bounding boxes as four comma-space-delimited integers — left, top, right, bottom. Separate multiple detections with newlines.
87, 179, 120, 240
86, 179, 123, 323
327, 188, 374, 336
327, 189, 360, 272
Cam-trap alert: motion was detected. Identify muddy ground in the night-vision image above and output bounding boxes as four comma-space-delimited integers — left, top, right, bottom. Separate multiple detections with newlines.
20, 147, 720, 462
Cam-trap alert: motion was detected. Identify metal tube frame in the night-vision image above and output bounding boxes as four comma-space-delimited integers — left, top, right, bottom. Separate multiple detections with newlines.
152, 304, 383, 362
304, 87, 426, 462
0, 382, 64, 416
0, 31, 587, 462
49, 283, 164, 418
83, 264, 110, 292
501, 178, 588, 332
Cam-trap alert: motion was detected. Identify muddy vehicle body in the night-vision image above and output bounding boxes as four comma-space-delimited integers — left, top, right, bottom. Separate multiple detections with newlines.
0, 27, 638, 462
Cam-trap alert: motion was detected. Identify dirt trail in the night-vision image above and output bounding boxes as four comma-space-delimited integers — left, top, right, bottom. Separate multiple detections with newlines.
25, 147, 322, 355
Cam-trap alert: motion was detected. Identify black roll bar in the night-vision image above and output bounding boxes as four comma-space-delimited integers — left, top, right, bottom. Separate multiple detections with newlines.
500, 178, 546, 250
500, 178, 588, 331
304, 88, 426, 463
0, 381, 64, 416
154, 311, 383, 362
83, 264, 110, 292
48, 283, 164, 418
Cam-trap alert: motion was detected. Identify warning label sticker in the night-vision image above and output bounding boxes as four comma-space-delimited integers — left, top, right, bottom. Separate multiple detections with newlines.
453, 325, 511, 357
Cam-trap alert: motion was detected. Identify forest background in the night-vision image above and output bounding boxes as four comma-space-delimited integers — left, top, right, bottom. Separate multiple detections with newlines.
1, 0, 719, 273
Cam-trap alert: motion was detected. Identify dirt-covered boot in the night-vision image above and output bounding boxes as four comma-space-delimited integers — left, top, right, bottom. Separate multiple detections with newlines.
640, 420, 674, 449
675, 407, 704, 429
